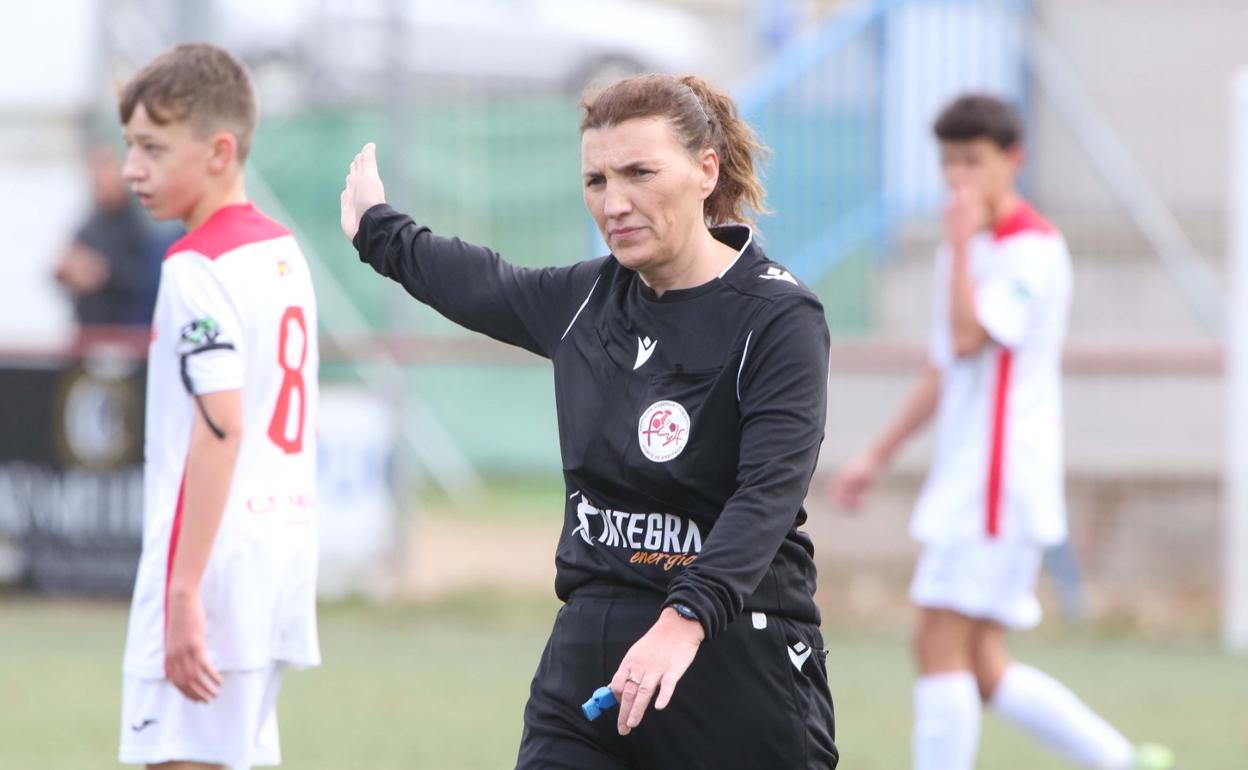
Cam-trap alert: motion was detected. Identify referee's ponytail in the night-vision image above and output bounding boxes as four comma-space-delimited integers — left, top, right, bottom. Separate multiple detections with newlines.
580, 73, 769, 226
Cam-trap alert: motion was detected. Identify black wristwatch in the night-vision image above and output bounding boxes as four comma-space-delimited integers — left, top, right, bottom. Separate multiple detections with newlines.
669, 603, 698, 622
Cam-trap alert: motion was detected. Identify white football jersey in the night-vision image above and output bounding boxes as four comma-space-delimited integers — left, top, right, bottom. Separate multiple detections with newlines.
123, 202, 320, 677
912, 202, 1071, 546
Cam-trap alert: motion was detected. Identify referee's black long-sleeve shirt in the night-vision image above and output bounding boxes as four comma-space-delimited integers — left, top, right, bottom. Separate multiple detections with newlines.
355, 204, 830, 640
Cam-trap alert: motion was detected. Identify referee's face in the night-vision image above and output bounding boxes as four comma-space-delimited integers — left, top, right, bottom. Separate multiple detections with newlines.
581, 117, 715, 278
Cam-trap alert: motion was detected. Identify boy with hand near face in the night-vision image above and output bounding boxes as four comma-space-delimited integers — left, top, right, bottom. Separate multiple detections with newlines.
831, 94, 1174, 770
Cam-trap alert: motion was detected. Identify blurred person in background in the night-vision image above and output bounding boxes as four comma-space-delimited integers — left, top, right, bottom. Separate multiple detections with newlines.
829, 94, 1174, 770
117, 43, 321, 770
342, 73, 838, 769
55, 143, 160, 330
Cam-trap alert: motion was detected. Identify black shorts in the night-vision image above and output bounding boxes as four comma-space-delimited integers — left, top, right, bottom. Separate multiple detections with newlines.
516, 584, 838, 769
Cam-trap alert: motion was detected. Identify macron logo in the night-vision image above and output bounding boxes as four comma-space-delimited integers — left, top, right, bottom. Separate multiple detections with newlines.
634, 336, 658, 370
759, 266, 798, 286
788, 641, 812, 672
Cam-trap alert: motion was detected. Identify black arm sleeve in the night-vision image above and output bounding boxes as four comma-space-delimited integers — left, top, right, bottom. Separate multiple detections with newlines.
353, 203, 605, 358
664, 296, 830, 638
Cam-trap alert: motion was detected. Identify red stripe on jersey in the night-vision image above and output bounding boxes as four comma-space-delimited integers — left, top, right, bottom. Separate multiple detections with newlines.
993, 201, 1055, 242
986, 350, 1013, 537
164, 467, 188, 632
165, 202, 290, 261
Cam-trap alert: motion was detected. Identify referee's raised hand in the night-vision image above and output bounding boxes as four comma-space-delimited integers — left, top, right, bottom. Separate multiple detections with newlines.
341, 142, 387, 241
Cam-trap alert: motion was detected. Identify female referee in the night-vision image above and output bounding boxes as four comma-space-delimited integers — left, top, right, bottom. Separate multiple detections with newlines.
340, 73, 838, 770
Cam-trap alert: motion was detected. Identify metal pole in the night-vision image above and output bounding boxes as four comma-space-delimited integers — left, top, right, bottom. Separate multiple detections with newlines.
1224, 69, 1248, 653
1027, 23, 1226, 337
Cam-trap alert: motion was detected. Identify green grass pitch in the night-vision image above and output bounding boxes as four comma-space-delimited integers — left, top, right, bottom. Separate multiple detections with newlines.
1, 593, 1243, 769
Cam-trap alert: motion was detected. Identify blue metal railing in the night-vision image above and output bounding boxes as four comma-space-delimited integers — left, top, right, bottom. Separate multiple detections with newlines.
735, 0, 1032, 317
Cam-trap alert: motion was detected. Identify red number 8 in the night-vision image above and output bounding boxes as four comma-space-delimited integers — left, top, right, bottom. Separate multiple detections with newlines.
268, 305, 307, 454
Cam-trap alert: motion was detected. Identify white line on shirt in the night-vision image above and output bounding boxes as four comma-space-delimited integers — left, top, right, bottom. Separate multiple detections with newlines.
736, 329, 754, 401
717, 225, 755, 279
560, 276, 601, 341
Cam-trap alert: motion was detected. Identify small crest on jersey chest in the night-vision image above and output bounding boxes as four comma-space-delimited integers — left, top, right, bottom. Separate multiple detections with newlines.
638, 400, 690, 463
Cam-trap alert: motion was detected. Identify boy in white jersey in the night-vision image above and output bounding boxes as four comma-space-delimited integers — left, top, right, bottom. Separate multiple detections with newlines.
831, 94, 1172, 770
117, 43, 320, 770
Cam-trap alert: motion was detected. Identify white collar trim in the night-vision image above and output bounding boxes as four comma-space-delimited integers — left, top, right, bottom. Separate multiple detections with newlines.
716, 224, 754, 279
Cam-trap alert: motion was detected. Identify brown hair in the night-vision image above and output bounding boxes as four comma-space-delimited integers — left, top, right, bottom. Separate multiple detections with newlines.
933, 93, 1023, 150
119, 43, 258, 163
580, 74, 768, 226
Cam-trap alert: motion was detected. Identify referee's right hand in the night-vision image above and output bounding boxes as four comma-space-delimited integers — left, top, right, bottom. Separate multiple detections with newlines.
341, 142, 387, 242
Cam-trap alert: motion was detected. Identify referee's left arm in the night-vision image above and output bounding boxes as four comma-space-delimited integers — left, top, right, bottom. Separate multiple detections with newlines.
665, 295, 831, 640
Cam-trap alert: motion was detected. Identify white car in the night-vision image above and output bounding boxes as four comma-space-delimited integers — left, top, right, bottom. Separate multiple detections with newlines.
223, 0, 718, 104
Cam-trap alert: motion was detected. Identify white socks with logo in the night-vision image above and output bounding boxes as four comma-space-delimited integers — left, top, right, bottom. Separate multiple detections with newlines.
914, 671, 981, 770
990, 663, 1135, 769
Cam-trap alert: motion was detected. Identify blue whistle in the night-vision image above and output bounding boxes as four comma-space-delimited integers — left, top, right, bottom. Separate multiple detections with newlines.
581, 685, 618, 721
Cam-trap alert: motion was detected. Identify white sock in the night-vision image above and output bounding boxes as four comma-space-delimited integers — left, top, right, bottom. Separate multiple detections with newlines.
914, 671, 982, 770
990, 663, 1134, 769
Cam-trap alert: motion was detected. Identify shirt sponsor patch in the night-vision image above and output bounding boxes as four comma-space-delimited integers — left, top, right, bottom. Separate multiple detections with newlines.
638, 399, 690, 462
570, 494, 703, 570
178, 317, 225, 349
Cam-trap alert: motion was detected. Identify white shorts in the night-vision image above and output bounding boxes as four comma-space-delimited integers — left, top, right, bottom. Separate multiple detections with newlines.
909, 538, 1045, 629
119, 664, 286, 769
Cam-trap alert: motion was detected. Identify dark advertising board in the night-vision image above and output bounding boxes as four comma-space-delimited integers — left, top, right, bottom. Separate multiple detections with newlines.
1, 343, 146, 595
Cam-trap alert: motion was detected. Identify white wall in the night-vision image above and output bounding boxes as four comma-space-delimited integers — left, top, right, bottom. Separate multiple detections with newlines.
1033, 0, 1248, 247
0, 1, 98, 112
0, 0, 100, 344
